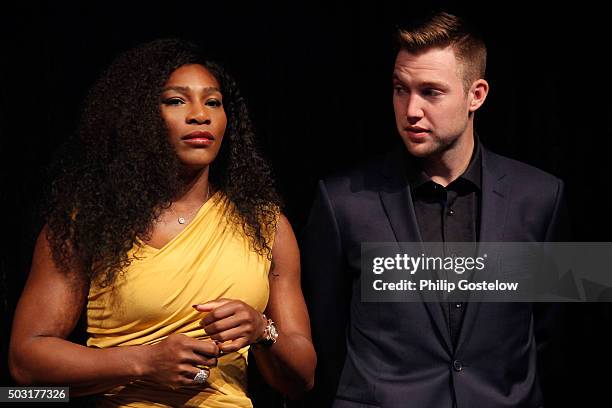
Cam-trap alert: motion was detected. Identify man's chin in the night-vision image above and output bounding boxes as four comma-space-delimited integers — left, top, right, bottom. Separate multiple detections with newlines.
401, 138, 439, 158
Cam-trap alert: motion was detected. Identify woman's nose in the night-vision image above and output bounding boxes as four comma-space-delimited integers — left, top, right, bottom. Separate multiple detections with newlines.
187, 105, 210, 124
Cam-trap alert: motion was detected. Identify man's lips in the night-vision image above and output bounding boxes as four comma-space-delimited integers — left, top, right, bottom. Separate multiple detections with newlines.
404, 126, 430, 142
405, 126, 430, 133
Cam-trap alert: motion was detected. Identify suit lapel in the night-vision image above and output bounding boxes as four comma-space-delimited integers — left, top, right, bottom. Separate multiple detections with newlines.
378, 149, 453, 354
478, 149, 510, 243
456, 148, 511, 355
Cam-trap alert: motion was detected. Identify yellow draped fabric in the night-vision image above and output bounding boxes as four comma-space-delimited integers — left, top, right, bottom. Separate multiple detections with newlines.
87, 192, 273, 407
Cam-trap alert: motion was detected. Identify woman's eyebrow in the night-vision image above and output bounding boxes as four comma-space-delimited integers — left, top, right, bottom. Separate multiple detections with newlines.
162, 85, 221, 93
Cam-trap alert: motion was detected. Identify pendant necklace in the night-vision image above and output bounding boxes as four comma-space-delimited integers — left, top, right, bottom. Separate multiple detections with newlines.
171, 185, 210, 225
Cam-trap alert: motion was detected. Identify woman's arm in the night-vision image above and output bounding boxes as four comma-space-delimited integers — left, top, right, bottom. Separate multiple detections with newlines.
196, 214, 316, 398
9, 227, 219, 396
250, 214, 316, 397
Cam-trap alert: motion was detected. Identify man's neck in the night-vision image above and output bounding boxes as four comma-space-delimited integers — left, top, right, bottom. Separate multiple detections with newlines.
421, 133, 475, 187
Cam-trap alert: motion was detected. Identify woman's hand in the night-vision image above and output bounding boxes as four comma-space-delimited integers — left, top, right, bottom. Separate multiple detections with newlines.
140, 334, 219, 388
194, 299, 266, 353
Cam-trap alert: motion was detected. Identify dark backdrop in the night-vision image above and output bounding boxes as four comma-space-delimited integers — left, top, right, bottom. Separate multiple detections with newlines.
1, 1, 611, 407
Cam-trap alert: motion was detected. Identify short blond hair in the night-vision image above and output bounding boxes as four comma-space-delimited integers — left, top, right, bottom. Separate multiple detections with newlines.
397, 11, 487, 91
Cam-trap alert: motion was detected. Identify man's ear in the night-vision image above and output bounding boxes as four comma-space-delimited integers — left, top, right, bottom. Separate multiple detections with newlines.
468, 79, 489, 113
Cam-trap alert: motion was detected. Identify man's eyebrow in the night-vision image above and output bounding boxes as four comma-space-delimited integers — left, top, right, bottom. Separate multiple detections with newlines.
418, 81, 448, 89
392, 76, 448, 89
161, 85, 221, 93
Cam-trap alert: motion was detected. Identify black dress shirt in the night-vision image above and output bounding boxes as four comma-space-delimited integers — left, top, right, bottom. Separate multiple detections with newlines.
407, 141, 482, 348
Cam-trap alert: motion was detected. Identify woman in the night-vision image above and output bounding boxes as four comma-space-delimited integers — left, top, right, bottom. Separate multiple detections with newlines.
9, 39, 316, 407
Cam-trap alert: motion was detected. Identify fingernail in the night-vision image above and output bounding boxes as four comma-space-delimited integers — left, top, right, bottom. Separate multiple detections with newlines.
192, 305, 199, 308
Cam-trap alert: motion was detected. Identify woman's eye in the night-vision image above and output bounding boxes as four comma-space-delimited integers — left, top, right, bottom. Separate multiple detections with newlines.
162, 97, 184, 105
206, 99, 222, 107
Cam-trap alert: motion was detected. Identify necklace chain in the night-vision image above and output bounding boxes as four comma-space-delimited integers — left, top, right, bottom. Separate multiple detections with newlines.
170, 185, 211, 225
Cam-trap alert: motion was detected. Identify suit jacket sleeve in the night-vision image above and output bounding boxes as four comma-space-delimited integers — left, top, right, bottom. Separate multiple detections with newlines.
300, 180, 351, 406
534, 178, 571, 403
543, 179, 570, 242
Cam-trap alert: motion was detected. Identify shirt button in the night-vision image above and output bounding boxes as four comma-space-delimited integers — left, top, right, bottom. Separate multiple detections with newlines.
447, 209, 455, 216
452, 360, 463, 372
455, 303, 463, 309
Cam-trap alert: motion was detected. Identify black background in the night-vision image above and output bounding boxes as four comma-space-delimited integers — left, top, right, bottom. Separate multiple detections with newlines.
1, 1, 611, 407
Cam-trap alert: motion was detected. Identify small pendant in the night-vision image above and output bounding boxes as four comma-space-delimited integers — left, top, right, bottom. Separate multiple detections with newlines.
178, 217, 186, 224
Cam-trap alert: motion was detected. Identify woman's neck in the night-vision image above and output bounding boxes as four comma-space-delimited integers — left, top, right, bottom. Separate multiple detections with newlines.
174, 166, 211, 205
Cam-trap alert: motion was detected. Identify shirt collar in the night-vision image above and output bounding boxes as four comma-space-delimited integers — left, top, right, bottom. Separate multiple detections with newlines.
405, 136, 482, 191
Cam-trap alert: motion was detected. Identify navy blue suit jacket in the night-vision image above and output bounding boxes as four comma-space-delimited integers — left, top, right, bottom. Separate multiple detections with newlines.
301, 146, 568, 408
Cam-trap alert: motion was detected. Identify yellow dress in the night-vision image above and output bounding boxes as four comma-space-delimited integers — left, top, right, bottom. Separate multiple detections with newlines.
87, 192, 273, 407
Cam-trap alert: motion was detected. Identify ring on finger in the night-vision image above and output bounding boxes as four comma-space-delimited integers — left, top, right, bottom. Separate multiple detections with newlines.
193, 368, 210, 384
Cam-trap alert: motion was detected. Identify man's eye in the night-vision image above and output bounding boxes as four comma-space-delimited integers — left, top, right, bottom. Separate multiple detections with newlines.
423, 89, 442, 97
394, 86, 406, 95
162, 98, 184, 105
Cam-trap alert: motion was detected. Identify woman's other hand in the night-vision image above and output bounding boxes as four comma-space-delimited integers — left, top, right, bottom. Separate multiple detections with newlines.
140, 334, 219, 388
194, 299, 266, 353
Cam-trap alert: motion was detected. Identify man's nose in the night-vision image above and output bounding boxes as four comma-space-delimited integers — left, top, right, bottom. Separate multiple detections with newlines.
405, 95, 424, 121
187, 104, 210, 124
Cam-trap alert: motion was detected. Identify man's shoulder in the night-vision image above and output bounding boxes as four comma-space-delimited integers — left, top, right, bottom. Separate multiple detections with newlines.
317, 147, 563, 197
484, 148, 562, 186
318, 151, 391, 195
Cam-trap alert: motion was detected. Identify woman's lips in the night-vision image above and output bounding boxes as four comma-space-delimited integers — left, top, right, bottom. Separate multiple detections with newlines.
182, 131, 215, 146
183, 138, 214, 146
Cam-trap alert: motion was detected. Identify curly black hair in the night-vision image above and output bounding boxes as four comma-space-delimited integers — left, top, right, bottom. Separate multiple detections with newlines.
46, 38, 281, 287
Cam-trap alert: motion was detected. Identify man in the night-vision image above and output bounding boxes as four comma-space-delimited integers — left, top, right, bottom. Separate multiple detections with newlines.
301, 11, 567, 408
